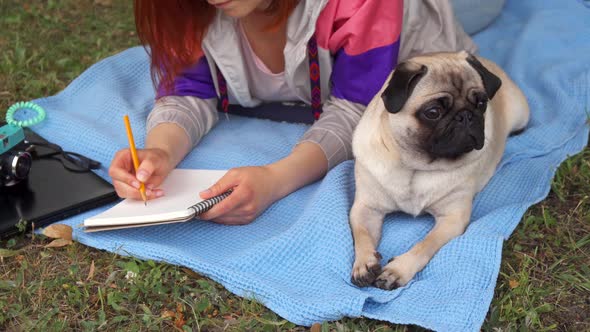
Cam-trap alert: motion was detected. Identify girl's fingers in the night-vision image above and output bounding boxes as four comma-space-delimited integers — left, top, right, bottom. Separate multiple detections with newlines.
109, 149, 168, 191
143, 174, 167, 190
198, 187, 243, 220
109, 166, 140, 189
136, 150, 162, 182
109, 165, 166, 194
200, 170, 238, 199
209, 215, 251, 225
109, 150, 135, 183
113, 180, 141, 199
198, 170, 240, 219
113, 180, 164, 200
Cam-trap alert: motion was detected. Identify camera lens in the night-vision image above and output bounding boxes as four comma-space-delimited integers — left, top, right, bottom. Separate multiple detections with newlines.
12, 151, 32, 179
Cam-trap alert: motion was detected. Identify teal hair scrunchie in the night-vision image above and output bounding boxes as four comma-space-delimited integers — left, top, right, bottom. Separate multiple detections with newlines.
5, 101, 46, 127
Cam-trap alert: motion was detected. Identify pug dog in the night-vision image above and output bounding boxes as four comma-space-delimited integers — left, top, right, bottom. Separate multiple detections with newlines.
350, 51, 529, 290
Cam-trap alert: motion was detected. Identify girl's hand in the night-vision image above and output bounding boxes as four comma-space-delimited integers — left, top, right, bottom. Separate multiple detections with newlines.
108, 147, 173, 200
198, 166, 280, 225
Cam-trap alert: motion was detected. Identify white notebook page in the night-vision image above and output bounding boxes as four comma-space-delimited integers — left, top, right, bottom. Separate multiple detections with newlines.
84, 169, 227, 226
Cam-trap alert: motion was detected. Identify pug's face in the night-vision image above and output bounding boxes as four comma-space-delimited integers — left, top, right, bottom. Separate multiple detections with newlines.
381, 52, 502, 160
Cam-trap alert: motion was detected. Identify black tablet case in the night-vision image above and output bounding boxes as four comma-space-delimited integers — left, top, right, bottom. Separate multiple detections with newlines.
0, 127, 118, 238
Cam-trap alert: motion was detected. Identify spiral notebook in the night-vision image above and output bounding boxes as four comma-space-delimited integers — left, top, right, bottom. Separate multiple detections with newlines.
83, 169, 229, 232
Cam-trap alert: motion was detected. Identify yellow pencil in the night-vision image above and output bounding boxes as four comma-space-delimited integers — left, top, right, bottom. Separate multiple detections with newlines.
123, 115, 148, 206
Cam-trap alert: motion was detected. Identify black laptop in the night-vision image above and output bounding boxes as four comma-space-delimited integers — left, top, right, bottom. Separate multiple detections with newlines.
0, 127, 119, 239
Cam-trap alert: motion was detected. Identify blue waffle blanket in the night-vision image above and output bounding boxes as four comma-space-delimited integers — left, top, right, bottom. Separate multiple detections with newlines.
30, 1, 589, 330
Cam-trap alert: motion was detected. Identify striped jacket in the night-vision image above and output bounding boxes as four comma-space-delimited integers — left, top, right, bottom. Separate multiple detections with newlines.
147, 0, 476, 169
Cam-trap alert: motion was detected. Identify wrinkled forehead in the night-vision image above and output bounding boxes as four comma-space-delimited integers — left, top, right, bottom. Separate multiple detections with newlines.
413, 56, 484, 97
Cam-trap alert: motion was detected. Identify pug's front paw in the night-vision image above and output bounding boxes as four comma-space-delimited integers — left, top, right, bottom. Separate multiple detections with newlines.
351, 251, 382, 287
374, 254, 419, 290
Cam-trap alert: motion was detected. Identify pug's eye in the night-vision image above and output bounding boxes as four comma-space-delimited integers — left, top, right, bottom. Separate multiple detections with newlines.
477, 100, 488, 111
422, 107, 442, 121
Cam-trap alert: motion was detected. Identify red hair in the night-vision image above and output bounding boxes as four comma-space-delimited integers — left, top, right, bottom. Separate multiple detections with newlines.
134, 0, 299, 91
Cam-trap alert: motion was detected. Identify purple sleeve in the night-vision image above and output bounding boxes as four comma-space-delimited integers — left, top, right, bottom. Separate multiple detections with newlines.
330, 41, 400, 106
156, 56, 218, 99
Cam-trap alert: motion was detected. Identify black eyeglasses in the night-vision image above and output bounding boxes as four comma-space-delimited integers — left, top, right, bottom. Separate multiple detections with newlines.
24, 141, 101, 173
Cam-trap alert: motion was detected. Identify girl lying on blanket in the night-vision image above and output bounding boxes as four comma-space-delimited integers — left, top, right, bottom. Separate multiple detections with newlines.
108, 0, 480, 224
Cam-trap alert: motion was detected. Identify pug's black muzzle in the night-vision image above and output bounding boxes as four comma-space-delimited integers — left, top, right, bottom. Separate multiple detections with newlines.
428, 109, 485, 159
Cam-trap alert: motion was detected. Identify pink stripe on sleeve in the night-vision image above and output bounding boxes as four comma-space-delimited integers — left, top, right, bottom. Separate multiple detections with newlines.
315, 0, 403, 56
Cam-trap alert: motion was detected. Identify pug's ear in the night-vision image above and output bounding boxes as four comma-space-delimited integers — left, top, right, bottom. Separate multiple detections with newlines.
381, 62, 428, 114
466, 53, 502, 99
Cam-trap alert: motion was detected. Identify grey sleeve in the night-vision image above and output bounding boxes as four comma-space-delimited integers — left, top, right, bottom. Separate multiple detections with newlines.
299, 0, 475, 171
146, 96, 219, 147
399, 0, 478, 62
298, 97, 364, 170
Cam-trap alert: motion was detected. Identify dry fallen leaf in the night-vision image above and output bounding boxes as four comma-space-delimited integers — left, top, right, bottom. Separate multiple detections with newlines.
310, 323, 322, 332
509, 279, 520, 289
44, 239, 73, 248
175, 316, 186, 329
43, 224, 73, 241
175, 303, 186, 328
87, 260, 96, 281
161, 309, 176, 319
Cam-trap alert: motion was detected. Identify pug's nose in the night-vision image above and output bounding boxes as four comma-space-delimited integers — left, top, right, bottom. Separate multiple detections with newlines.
454, 110, 473, 125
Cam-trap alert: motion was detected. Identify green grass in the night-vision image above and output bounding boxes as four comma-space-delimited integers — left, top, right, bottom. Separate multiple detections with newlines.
1, 1, 589, 330
484, 150, 590, 331
0, 0, 136, 110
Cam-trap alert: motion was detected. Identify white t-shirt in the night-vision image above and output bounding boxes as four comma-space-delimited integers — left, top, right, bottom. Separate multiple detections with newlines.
238, 23, 299, 102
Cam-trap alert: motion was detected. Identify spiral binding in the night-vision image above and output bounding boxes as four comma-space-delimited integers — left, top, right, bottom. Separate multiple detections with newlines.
188, 189, 233, 216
